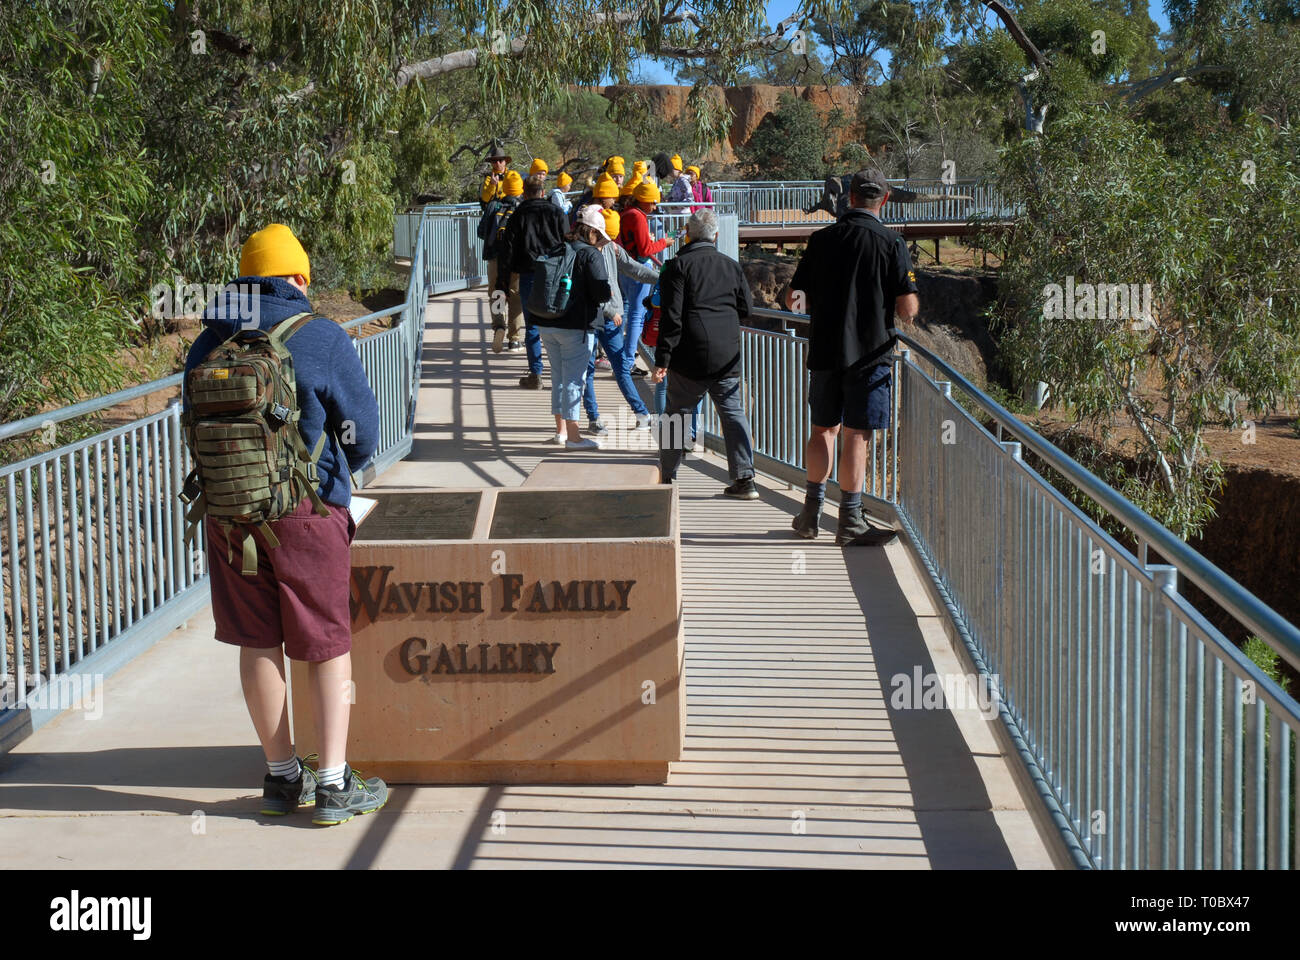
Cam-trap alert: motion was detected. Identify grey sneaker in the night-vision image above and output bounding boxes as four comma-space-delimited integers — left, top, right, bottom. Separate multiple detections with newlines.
260, 754, 319, 815
836, 506, 898, 546
312, 764, 389, 826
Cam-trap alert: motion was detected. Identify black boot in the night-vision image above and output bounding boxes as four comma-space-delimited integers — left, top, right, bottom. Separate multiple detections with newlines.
792, 500, 821, 539
836, 505, 897, 546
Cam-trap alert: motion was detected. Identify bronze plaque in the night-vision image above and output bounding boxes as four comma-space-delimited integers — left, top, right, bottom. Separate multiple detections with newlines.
490, 488, 671, 540
356, 492, 481, 541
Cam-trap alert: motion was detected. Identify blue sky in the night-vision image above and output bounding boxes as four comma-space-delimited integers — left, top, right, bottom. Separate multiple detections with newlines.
630, 0, 1173, 84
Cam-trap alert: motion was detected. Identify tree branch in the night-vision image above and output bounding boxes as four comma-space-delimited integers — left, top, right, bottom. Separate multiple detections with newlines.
1122, 65, 1231, 104
396, 8, 704, 86
657, 11, 802, 59
982, 1, 1047, 73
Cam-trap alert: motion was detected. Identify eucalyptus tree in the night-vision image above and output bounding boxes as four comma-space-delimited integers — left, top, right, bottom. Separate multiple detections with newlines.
980, 109, 1300, 538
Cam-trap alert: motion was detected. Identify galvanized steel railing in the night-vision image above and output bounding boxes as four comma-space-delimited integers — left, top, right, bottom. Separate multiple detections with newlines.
0, 208, 438, 742
708, 178, 1016, 229
397, 204, 739, 267
705, 307, 1300, 869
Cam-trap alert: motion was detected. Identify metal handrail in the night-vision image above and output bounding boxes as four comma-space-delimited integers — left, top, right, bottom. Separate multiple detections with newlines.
748, 305, 1300, 672
719, 303, 1300, 869
1, 206, 438, 735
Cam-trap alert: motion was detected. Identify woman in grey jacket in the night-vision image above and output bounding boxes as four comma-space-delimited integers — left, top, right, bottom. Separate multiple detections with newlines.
579, 205, 660, 436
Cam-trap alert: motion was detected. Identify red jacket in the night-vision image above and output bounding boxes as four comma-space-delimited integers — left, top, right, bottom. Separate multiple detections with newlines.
618, 206, 672, 261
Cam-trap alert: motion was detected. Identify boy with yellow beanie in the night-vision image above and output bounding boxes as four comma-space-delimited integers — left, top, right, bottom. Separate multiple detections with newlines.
549, 168, 574, 215
183, 222, 386, 825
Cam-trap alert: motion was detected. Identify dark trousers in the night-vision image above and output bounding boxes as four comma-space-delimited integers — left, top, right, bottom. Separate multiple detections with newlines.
658, 371, 754, 483
517, 273, 545, 376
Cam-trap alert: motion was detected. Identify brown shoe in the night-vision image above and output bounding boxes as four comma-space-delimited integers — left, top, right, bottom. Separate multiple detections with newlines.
518, 372, 543, 389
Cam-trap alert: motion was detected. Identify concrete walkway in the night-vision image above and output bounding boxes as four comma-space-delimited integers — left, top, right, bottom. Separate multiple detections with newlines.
0, 291, 1058, 868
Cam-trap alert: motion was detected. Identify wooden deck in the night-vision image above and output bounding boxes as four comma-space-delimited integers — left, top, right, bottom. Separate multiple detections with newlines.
0, 289, 1057, 869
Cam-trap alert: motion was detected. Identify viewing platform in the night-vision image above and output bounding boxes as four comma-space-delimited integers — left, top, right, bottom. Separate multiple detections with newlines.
0, 289, 1059, 869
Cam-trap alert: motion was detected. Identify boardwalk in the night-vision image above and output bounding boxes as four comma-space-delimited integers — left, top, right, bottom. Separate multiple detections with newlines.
0, 291, 1057, 868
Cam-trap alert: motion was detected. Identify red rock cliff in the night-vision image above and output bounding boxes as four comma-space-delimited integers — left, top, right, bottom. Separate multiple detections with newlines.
593, 84, 861, 166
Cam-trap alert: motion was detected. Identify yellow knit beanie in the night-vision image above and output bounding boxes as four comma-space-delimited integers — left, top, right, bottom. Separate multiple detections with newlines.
239, 223, 311, 285
529, 158, 549, 176
633, 180, 661, 204
592, 174, 619, 199
503, 170, 524, 196
557, 171, 573, 189
599, 208, 620, 240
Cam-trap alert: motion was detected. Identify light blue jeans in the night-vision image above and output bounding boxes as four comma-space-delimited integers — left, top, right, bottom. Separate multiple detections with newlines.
619, 268, 654, 371
536, 326, 594, 422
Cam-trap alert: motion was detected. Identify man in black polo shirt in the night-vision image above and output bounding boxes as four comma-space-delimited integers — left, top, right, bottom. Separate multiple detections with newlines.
783, 168, 920, 545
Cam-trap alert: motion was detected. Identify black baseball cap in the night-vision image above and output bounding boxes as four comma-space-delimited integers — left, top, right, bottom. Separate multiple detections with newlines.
850, 168, 889, 200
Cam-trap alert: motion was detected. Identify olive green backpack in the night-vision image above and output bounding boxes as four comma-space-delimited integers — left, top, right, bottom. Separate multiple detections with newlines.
179, 312, 330, 575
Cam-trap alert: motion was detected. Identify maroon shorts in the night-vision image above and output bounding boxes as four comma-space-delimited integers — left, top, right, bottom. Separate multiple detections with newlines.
206, 498, 356, 662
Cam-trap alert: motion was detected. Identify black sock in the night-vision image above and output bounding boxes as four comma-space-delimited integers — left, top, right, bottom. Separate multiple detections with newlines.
804, 481, 825, 511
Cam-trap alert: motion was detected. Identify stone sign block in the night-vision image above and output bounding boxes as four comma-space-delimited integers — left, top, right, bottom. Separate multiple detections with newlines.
290, 486, 684, 784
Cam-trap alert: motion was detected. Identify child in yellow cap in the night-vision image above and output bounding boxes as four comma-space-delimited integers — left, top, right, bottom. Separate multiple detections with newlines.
549, 169, 574, 214
183, 221, 386, 826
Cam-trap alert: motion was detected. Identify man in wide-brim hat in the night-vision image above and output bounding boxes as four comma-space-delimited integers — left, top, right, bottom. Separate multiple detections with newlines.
481, 143, 514, 207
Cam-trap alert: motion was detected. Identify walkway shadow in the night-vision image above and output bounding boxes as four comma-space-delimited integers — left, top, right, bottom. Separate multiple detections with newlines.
841, 546, 1016, 869
0, 745, 345, 828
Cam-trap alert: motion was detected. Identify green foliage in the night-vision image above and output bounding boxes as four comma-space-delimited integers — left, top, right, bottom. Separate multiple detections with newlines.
978, 106, 1300, 539
1243, 635, 1284, 687
813, 0, 915, 87
543, 91, 636, 172
739, 92, 829, 180
0, 0, 164, 422
956, 0, 1158, 136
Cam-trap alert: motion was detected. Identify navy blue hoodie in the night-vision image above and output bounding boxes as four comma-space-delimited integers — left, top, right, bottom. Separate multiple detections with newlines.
182, 276, 380, 507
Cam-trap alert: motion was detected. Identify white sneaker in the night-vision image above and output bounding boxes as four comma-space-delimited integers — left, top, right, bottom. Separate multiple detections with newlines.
491, 326, 506, 353
565, 438, 601, 450
634, 413, 653, 431
553, 432, 565, 445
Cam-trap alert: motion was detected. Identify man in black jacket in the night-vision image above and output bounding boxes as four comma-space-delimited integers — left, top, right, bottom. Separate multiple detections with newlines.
653, 209, 758, 499
498, 173, 570, 385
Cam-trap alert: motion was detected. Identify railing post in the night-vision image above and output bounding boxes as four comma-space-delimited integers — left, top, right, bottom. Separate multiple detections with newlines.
1145, 563, 1178, 869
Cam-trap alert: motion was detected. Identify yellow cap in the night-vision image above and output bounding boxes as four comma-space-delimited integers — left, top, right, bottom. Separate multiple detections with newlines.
670, 154, 683, 171
503, 170, 524, 196
606, 159, 625, 176
686, 165, 701, 179
633, 160, 647, 174
634, 180, 661, 204
592, 174, 619, 199
557, 171, 573, 189
620, 174, 641, 197
608, 155, 625, 167
599, 208, 620, 239
529, 158, 548, 176
239, 223, 311, 285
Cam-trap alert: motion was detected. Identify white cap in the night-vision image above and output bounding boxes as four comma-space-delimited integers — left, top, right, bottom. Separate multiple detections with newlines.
576, 204, 610, 241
